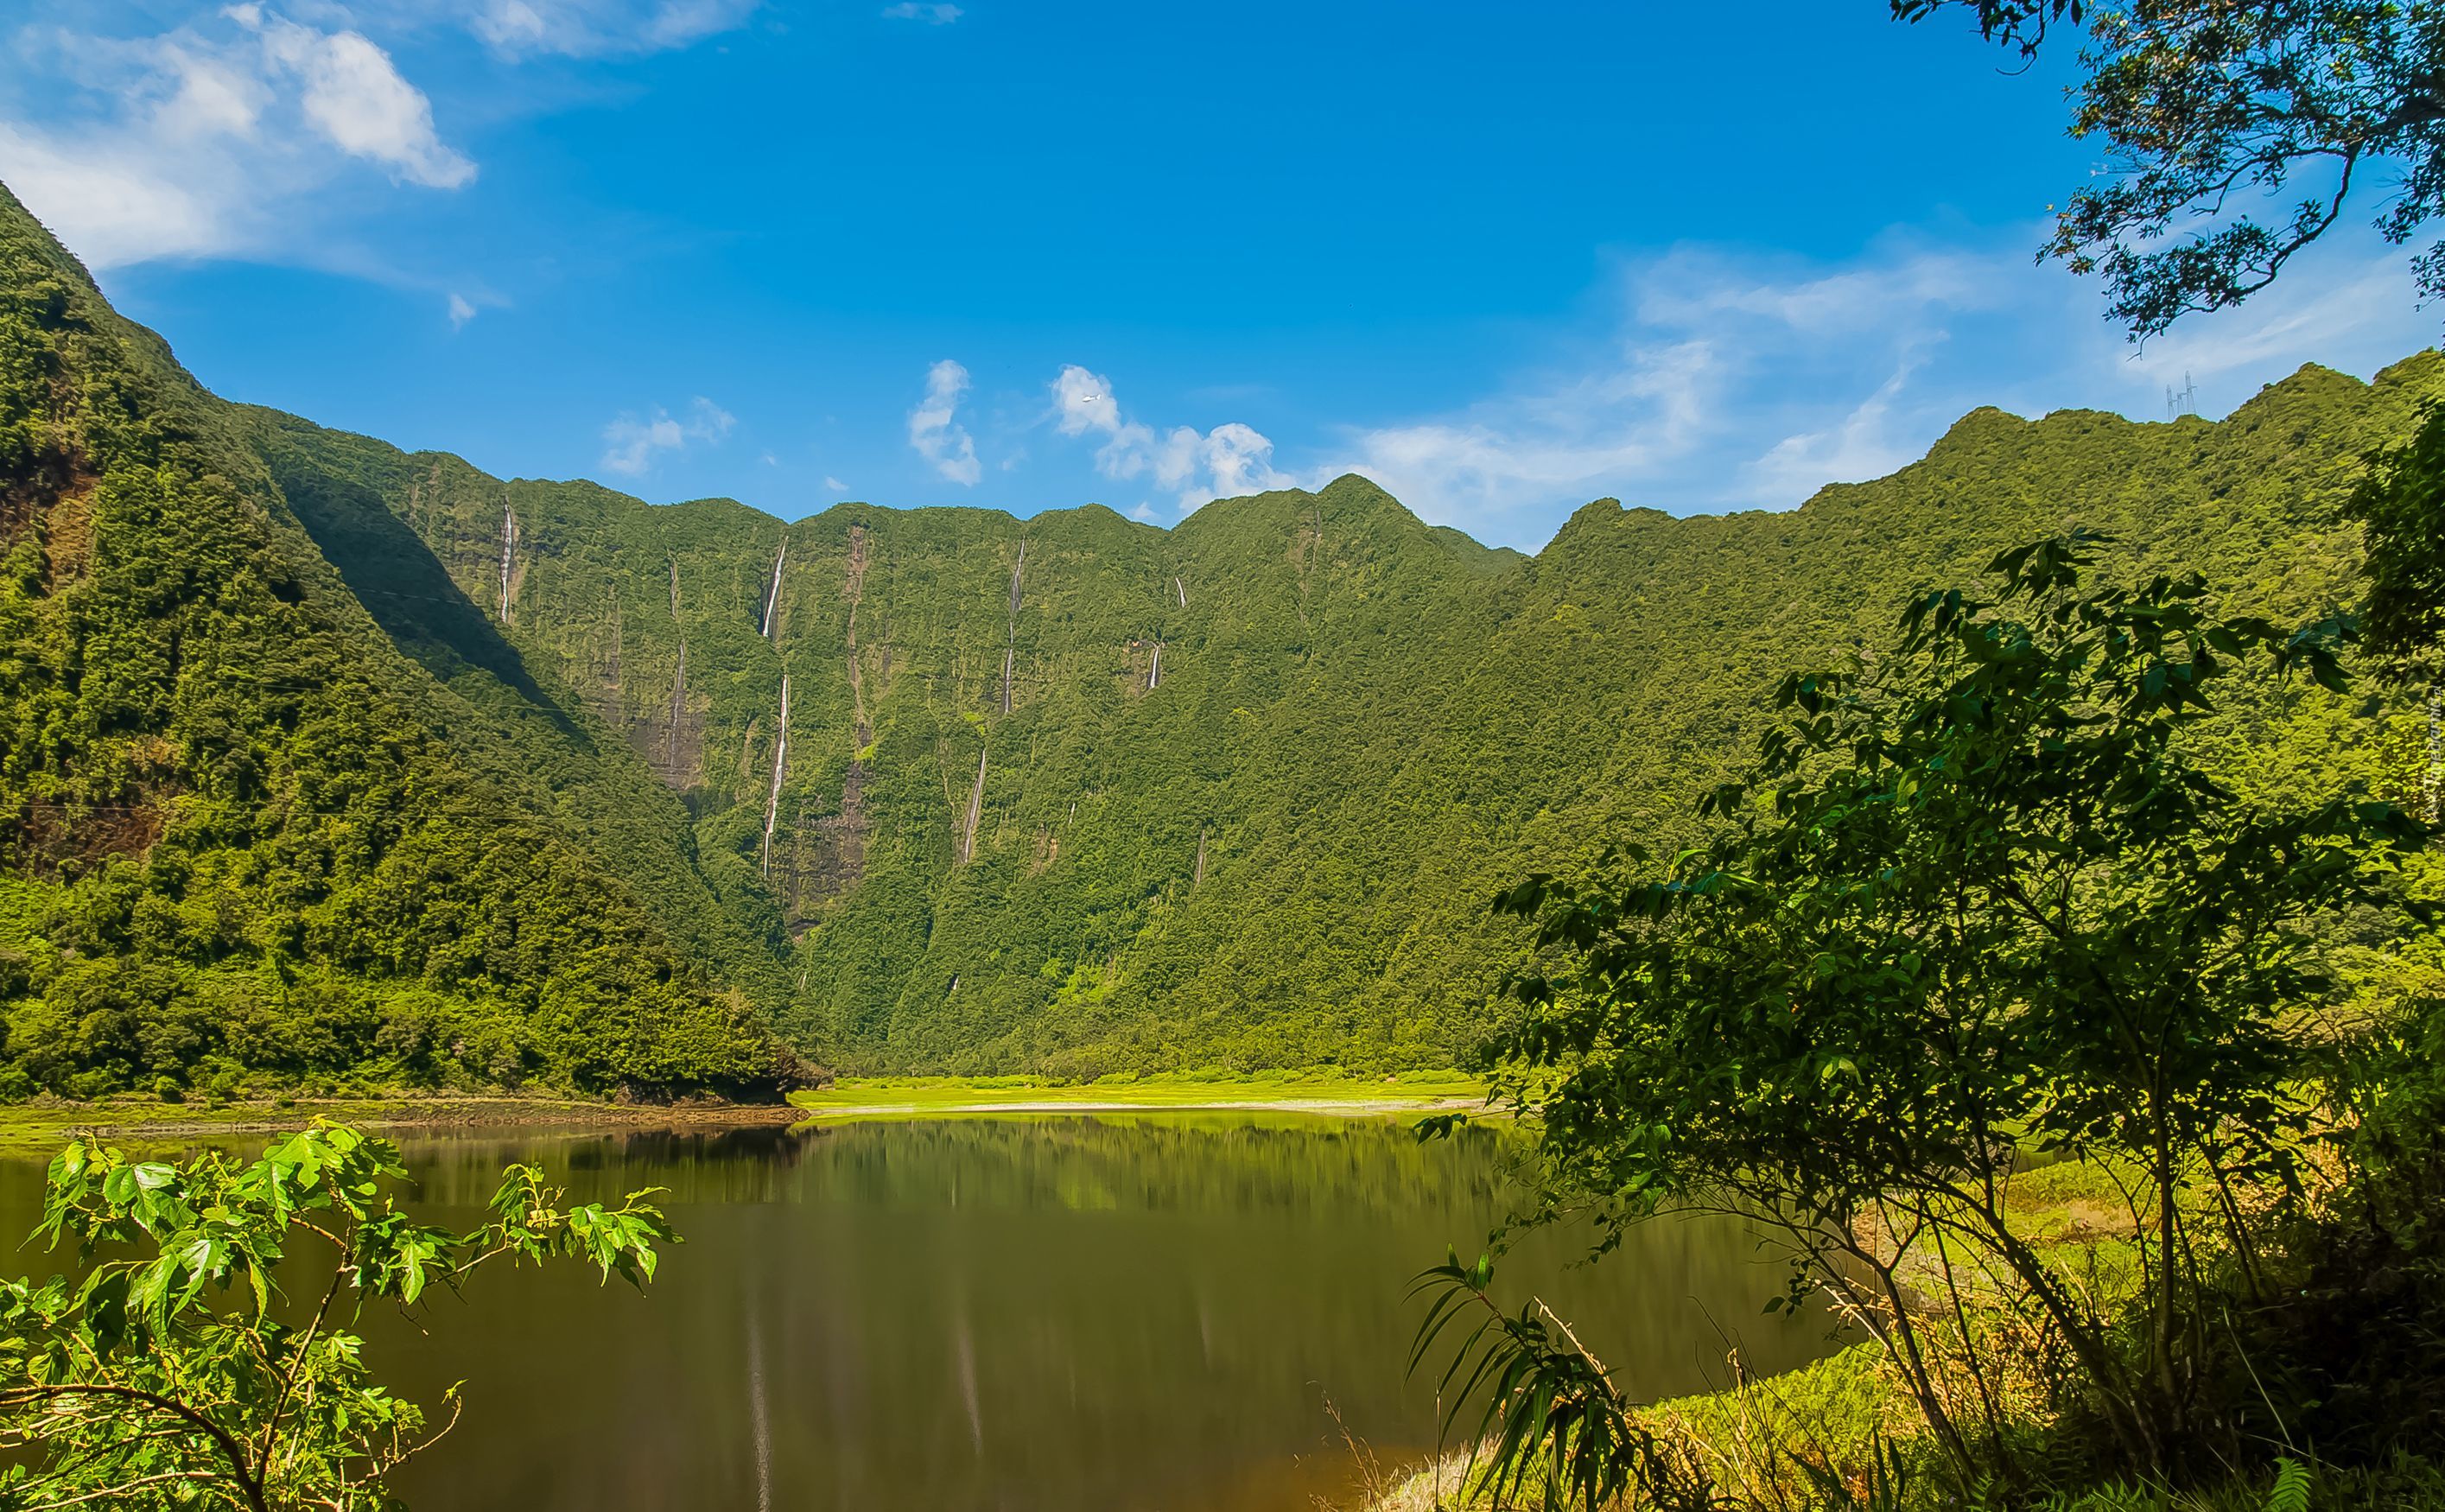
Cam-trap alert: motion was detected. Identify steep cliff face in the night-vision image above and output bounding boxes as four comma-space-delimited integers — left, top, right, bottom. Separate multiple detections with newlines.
223, 350, 2445, 1076
0, 183, 803, 1100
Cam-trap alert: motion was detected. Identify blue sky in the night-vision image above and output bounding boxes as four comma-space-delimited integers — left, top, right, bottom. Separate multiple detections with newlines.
0, 1, 2423, 550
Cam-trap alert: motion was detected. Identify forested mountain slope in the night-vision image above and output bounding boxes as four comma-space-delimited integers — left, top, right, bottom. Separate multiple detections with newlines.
0, 175, 2434, 1088
252, 341, 2442, 1076
0, 185, 805, 1100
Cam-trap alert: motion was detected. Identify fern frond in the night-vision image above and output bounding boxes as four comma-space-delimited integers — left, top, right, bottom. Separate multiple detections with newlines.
2265, 1457, 2314, 1512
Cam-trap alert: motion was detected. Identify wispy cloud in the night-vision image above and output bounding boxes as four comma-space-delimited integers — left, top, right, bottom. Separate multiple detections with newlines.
1330, 238, 2020, 537
1322, 225, 2423, 545
1336, 340, 1718, 533
1051, 365, 1296, 511
600, 396, 734, 475
2111, 252, 2417, 393
0, 6, 473, 268
465, 0, 763, 58
909, 359, 982, 486
881, 3, 962, 22
447, 291, 478, 328
1739, 350, 1932, 508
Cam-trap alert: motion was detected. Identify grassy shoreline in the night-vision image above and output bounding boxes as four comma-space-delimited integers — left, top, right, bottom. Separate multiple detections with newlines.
0, 1072, 1489, 1153
786, 1070, 1486, 1121
0, 1092, 806, 1154
1343, 1149, 2445, 1512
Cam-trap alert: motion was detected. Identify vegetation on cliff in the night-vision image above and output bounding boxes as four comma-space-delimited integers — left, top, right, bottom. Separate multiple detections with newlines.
0, 169, 2437, 1096
0, 184, 803, 1102
238, 348, 2445, 1078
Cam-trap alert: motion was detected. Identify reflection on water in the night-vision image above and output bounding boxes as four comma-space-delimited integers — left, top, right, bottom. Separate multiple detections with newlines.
0, 1117, 1826, 1512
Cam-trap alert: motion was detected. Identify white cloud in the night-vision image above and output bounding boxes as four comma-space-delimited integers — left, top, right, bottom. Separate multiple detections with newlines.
909, 359, 982, 486
881, 3, 962, 22
1053, 365, 1123, 438
0, 9, 473, 268
238, 10, 475, 187
154, 35, 268, 137
1050, 365, 1296, 511
823, 475, 847, 492
0, 0, 753, 273
1202, 422, 1289, 499
0, 122, 228, 267
600, 396, 734, 475
447, 291, 477, 328
467, 0, 762, 57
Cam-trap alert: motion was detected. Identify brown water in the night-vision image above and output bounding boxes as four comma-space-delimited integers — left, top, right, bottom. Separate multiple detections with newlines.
0, 1115, 1825, 1511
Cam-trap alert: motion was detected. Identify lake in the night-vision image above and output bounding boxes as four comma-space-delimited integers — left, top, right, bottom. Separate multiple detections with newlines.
0, 1115, 1825, 1511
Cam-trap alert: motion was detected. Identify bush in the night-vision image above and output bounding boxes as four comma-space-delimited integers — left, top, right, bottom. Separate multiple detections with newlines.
0, 1124, 675, 1509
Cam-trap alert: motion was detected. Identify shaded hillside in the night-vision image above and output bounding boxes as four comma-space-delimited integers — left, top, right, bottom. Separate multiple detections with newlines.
246, 347, 2443, 1074
0, 184, 803, 1100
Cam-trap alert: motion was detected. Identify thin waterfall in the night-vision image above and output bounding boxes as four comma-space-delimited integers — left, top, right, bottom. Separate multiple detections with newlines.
668, 556, 680, 619
665, 641, 688, 766
760, 676, 791, 877
496, 502, 519, 623
1174, 575, 1185, 607
1146, 641, 1162, 690
1000, 543, 1024, 715
960, 749, 987, 864
759, 541, 787, 639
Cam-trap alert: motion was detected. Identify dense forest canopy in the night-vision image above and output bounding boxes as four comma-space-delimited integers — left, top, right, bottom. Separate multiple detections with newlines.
0, 176, 2437, 1094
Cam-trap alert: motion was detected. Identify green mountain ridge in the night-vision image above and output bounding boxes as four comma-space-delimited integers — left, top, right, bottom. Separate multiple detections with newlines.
0, 185, 804, 1100
230, 350, 2443, 1078
0, 178, 2435, 1090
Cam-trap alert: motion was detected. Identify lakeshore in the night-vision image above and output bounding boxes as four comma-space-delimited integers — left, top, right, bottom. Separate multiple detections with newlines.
0, 1072, 1489, 1153
785, 1071, 1487, 1121
0, 1092, 805, 1153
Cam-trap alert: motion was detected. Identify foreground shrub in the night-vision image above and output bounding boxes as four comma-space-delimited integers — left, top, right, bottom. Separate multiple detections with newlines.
0, 1121, 672, 1511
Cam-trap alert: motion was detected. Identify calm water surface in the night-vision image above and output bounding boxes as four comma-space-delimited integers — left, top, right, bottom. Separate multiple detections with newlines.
0, 1116, 1823, 1511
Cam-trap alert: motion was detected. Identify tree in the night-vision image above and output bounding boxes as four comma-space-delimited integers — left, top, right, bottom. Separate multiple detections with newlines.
2345, 403, 2445, 821
1432, 534, 2423, 1485
0, 1121, 673, 1511
1896, 0, 2445, 337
